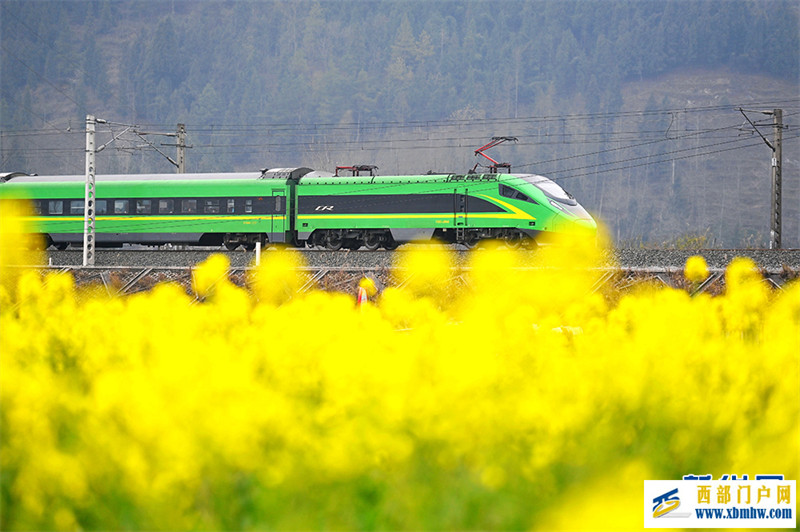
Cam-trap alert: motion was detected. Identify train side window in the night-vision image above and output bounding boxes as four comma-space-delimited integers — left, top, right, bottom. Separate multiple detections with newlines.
32, 201, 43, 215
70, 200, 84, 215
521, 193, 539, 205
245, 199, 253, 214
97, 200, 108, 215
227, 199, 235, 213
253, 197, 267, 214
136, 199, 152, 214
181, 199, 197, 214
501, 184, 538, 204
48, 201, 63, 215
500, 184, 518, 199
159, 199, 174, 214
114, 200, 129, 214
204, 199, 220, 214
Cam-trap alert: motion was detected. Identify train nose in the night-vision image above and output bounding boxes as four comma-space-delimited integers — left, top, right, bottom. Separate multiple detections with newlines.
574, 216, 597, 232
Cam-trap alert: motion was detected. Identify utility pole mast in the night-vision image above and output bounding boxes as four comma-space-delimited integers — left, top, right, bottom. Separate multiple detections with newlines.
738, 108, 783, 249
177, 123, 186, 173
83, 115, 97, 267
83, 115, 130, 266
770, 109, 782, 249
137, 123, 190, 173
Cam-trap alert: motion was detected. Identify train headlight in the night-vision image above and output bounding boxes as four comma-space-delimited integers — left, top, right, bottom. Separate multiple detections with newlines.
549, 200, 566, 212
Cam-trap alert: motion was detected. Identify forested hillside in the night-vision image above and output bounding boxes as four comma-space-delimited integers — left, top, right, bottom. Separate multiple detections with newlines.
1, 0, 798, 246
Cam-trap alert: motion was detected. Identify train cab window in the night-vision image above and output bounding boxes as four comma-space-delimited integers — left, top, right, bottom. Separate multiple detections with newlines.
204, 199, 220, 214
181, 199, 197, 214
499, 184, 537, 204
136, 199, 152, 214
48, 200, 63, 215
114, 200, 129, 214
159, 199, 174, 214
97, 200, 108, 215
515, 191, 534, 203
70, 200, 84, 215
227, 199, 235, 214
499, 184, 516, 198
244, 199, 253, 214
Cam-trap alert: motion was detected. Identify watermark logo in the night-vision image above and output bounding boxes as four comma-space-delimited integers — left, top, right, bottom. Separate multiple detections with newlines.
644, 475, 795, 528
653, 488, 682, 518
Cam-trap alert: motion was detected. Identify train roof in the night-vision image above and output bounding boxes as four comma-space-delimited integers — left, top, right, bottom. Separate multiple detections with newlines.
2, 172, 261, 183
0, 167, 314, 184
296, 173, 505, 185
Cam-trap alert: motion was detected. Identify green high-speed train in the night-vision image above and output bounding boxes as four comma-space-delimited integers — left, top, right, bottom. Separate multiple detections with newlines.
0, 167, 596, 250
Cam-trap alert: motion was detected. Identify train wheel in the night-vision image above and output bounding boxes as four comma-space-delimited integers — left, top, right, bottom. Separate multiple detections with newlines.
502, 232, 522, 249
463, 233, 481, 249
363, 233, 382, 251
382, 234, 399, 250
224, 234, 240, 250
325, 233, 343, 251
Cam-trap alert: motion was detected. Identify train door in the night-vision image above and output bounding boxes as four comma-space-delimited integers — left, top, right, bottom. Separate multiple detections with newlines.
454, 187, 468, 227
271, 191, 286, 242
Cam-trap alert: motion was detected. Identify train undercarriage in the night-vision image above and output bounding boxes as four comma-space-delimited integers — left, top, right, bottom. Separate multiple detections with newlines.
42, 227, 537, 251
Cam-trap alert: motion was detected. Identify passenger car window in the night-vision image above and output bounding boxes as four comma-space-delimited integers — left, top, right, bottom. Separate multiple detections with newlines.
204, 199, 220, 214
181, 199, 197, 214
96, 200, 107, 215
114, 200, 129, 214
70, 200, 84, 215
159, 199, 174, 214
227, 199, 235, 214
48, 200, 63, 215
136, 199, 152, 214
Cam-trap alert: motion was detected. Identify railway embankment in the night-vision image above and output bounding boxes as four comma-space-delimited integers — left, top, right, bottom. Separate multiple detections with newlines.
42, 247, 800, 272
28, 247, 799, 297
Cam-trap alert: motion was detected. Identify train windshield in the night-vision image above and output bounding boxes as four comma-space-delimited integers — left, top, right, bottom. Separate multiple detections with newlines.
524, 176, 577, 206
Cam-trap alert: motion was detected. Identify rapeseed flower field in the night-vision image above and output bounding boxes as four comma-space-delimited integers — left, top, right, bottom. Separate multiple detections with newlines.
1, 199, 798, 530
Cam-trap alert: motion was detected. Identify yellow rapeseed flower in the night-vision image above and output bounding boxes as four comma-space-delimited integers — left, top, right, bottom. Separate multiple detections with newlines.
685, 254, 710, 283
191, 252, 230, 299
1, 208, 797, 530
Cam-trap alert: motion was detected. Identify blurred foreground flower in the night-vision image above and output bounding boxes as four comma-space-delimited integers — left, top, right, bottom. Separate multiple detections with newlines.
191, 253, 230, 299
685, 254, 709, 284
1, 217, 797, 531
246, 246, 306, 305
0, 199, 44, 304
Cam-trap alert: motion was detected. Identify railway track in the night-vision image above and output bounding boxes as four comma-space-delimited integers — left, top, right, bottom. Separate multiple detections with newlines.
27, 247, 798, 297
42, 247, 800, 272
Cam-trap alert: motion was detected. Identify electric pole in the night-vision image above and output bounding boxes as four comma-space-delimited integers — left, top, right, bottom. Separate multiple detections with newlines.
83, 115, 97, 267
138, 123, 190, 173
177, 123, 186, 173
770, 109, 782, 250
738, 108, 783, 249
